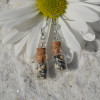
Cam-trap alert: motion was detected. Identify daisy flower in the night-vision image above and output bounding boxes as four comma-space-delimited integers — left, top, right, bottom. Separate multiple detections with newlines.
0, 0, 100, 63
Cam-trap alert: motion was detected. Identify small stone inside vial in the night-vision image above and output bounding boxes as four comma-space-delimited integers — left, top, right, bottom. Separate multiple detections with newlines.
37, 62, 47, 79
54, 54, 66, 71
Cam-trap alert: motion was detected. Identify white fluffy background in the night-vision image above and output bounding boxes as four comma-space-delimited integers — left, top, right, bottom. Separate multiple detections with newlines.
0, 0, 100, 100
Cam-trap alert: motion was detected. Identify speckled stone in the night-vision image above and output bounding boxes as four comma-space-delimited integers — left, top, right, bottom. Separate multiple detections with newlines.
53, 54, 66, 71
36, 62, 47, 79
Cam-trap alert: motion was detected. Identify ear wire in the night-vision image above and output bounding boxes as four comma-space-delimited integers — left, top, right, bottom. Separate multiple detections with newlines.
40, 22, 48, 48
50, 14, 61, 41
50, 14, 61, 33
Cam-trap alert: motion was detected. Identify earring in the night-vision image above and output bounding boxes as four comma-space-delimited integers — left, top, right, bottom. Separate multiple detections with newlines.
36, 23, 48, 79
51, 18, 66, 71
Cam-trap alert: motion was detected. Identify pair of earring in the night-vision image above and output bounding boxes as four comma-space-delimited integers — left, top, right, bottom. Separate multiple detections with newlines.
36, 22, 66, 79
36, 41, 66, 79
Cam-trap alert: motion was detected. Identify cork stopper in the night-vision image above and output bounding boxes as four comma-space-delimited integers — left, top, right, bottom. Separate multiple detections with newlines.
52, 41, 61, 48
37, 48, 45, 55
36, 48, 46, 63
52, 41, 61, 56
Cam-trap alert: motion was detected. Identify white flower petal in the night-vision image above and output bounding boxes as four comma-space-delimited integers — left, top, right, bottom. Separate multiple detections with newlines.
85, 0, 100, 5
15, 13, 42, 32
2, 11, 39, 32
66, 3, 100, 22
67, 50, 74, 64
0, 3, 37, 21
2, 30, 29, 44
66, 19, 89, 34
77, 2, 100, 12
59, 29, 74, 64
82, 25, 95, 41
26, 21, 44, 59
14, 33, 30, 56
58, 17, 85, 52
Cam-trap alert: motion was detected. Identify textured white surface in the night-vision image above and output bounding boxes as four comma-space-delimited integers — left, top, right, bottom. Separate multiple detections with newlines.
0, 1, 100, 100
0, 32, 100, 100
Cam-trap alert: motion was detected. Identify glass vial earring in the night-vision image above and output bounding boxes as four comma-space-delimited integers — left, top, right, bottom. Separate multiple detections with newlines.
52, 20, 66, 71
36, 23, 48, 79
36, 48, 47, 79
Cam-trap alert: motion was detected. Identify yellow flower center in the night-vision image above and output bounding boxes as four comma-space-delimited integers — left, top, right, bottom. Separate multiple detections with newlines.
36, 0, 67, 18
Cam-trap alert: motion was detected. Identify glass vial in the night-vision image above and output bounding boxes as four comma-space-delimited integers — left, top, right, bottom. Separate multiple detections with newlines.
52, 41, 66, 71
36, 48, 47, 79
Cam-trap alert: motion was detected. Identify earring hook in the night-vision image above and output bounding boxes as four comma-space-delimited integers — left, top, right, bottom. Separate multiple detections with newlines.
50, 14, 61, 33
50, 14, 61, 41
41, 22, 48, 34
40, 21, 48, 48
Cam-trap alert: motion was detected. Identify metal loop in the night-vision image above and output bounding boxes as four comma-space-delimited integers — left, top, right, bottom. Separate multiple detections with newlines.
41, 42, 45, 48
54, 37, 58, 41
41, 22, 48, 35
50, 14, 61, 34
40, 21, 48, 48
50, 14, 61, 25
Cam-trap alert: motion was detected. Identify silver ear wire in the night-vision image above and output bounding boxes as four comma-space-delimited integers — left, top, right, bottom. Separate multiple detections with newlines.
41, 22, 48, 34
50, 14, 61, 41
50, 14, 60, 24
40, 22, 48, 48
50, 15, 58, 33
